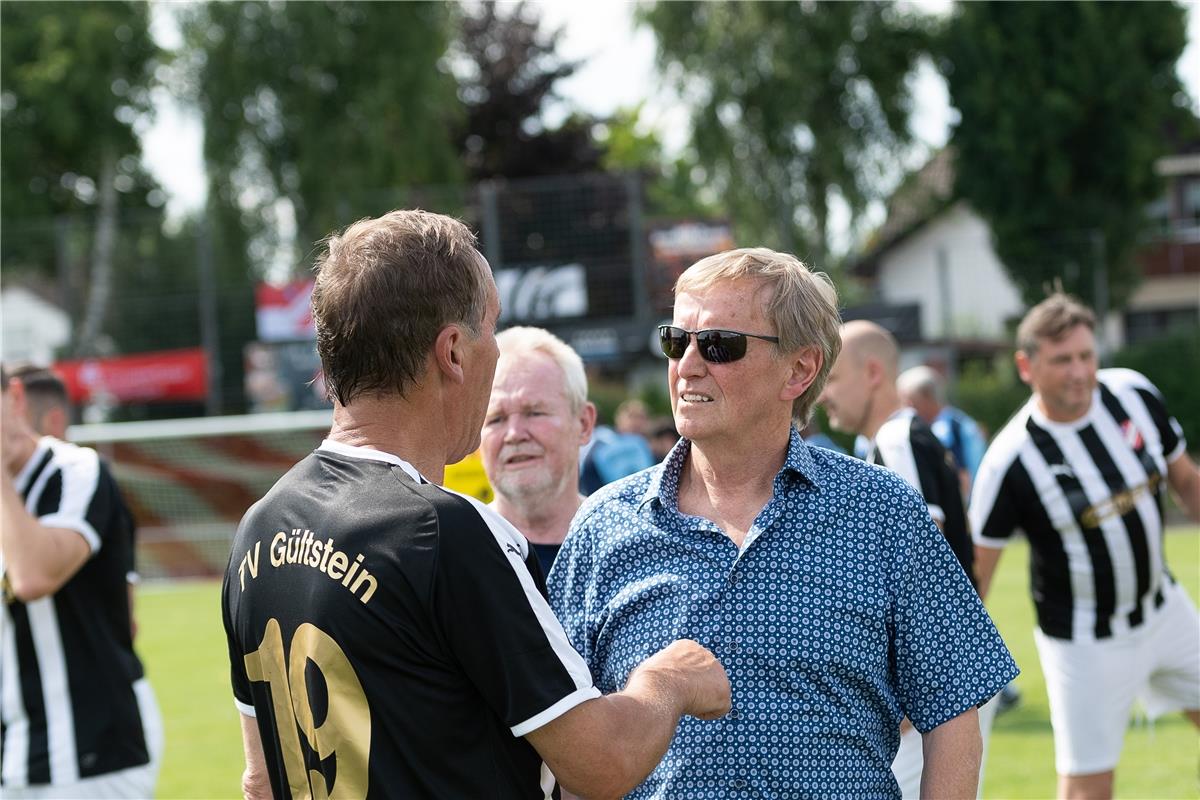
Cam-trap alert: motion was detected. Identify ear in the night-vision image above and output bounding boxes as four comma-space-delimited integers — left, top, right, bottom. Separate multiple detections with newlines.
578, 401, 598, 446
7, 378, 28, 418
781, 346, 822, 403
864, 356, 885, 390
1015, 350, 1034, 387
433, 324, 467, 385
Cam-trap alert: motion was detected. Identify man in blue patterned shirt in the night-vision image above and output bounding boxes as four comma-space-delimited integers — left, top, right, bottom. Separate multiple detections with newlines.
548, 247, 1018, 799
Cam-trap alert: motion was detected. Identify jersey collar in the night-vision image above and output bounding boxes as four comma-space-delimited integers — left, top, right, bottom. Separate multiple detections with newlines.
318, 439, 425, 484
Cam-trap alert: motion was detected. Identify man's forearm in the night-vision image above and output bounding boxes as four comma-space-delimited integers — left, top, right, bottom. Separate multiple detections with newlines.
239, 712, 272, 800
973, 545, 1003, 602
526, 639, 730, 799
920, 707, 981, 799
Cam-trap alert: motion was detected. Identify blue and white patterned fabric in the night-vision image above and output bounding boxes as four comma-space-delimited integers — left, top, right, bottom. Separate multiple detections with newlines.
548, 426, 1018, 799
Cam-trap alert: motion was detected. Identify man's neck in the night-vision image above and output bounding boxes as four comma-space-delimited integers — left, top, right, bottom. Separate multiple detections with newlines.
684, 427, 790, 502
327, 384, 458, 485
860, 390, 904, 442
492, 488, 583, 545
4, 433, 40, 478
1034, 393, 1092, 424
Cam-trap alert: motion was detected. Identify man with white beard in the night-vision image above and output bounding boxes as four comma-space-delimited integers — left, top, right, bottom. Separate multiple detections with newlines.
481, 326, 597, 577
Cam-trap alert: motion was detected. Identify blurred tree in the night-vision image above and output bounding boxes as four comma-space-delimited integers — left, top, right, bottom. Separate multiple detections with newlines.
640, 1, 933, 266
180, 1, 463, 265
1, 1, 163, 355
940, 1, 1194, 308
599, 105, 715, 220
457, 1, 602, 179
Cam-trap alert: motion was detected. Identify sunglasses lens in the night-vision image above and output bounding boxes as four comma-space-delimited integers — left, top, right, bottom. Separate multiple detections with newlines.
696, 330, 746, 363
659, 326, 689, 359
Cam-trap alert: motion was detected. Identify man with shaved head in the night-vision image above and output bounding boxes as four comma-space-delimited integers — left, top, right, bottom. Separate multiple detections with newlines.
820, 320, 984, 798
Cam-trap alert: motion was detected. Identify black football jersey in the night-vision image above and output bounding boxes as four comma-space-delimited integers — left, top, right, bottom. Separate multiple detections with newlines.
222, 441, 599, 799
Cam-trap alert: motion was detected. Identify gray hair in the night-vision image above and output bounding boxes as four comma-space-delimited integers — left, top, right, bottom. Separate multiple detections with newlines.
495, 326, 589, 413
897, 365, 945, 404
676, 247, 841, 424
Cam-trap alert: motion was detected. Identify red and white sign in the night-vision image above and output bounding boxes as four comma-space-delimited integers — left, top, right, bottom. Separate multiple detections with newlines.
56, 348, 209, 404
256, 280, 316, 341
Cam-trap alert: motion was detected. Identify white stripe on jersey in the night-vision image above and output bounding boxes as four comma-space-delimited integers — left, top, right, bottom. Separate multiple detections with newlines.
1090, 400, 1164, 613
443, 488, 601, 736
37, 448, 102, 554
873, 412, 946, 523
1051, 422, 1139, 638
1013, 441, 1096, 640
27, 598, 80, 783
26, 440, 103, 552
1, 608, 30, 786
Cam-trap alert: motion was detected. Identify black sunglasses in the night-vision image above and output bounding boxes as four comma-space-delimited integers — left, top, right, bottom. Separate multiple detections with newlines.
658, 325, 780, 364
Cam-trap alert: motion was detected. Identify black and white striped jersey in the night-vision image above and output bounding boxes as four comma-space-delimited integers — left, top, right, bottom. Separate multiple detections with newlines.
1, 437, 149, 788
222, 440, 599, 800
857, 409, 975, 587
969, 369, 1186, 642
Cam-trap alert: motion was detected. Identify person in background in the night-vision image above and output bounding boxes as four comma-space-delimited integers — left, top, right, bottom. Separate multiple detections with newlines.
820, 320, 993, 799
7, 362, 72, 438
615, 398, 651, 438
897, 364, 988, 497
579, 400, 656, 495
1, 365, 163, 798
7, 363, 144, 639
551, 247, 1016, 798
480, 326, 596, 577
971, 293, 1199, 800
647, 417, 679, 462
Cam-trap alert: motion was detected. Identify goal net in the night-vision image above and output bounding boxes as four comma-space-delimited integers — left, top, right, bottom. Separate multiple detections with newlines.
71, 411, 494, 581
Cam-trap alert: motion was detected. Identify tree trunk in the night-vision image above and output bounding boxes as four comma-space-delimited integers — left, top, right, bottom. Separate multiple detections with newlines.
77, 147, 118, 356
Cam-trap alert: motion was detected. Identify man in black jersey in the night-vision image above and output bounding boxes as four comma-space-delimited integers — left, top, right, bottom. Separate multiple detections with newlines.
223, 210, 731, 800
970, 294, 1199, 799
820, 320, 985, 799
1, 366, 162, 797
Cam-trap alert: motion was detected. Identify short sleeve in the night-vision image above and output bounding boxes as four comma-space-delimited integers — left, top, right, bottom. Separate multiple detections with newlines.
1134, 385, 1186, 462
221, 568, 255, 716
432, 495, 598, 737
36, 450, 115, 554
891, 512, 1019, 732
969, 452, 1025, 549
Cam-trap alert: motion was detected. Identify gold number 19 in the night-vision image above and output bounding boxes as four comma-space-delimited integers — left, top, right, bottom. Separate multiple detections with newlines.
245, 618, 371, 798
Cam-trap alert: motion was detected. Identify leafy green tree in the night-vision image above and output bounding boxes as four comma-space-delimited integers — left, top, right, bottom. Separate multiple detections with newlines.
180, 1, 463, 266
457, 1, 602, 179
640, 1, 933, 265
599, 105, 715, 220
940, 1, 1194, 307
1, 1, 162, 354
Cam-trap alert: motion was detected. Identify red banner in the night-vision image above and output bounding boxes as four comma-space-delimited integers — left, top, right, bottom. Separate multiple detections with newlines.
55, 348, 209, 404
256, 280, 316, 341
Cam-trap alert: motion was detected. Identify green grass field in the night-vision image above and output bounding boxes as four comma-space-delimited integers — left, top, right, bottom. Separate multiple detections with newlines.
138, 529, 1200, 798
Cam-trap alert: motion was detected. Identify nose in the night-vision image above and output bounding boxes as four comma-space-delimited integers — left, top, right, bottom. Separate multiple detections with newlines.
502, 413, 531, 443
675, 334, 708, 377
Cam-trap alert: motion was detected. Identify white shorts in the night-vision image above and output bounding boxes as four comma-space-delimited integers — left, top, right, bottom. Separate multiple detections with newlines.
4, 679, 163, 800
891, 694, 1000, 799
1034, 581, 1200, 776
